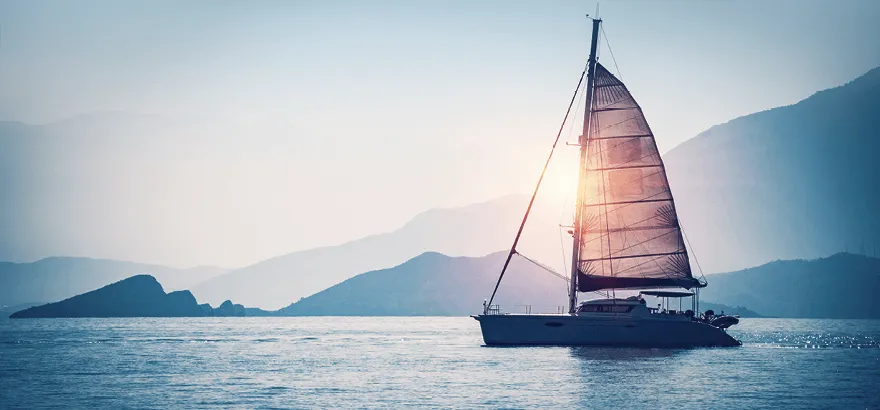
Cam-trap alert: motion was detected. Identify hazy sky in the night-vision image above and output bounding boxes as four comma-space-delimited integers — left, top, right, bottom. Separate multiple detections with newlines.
1, 0, 879, 267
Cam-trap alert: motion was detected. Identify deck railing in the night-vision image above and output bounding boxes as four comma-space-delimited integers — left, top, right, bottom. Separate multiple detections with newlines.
485, 304, 567, 315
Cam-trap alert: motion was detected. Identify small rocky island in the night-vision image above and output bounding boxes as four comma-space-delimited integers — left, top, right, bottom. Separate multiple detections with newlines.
10, 275, 247, 318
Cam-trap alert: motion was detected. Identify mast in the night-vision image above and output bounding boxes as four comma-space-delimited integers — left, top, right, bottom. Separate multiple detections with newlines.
568, 18, 601, 314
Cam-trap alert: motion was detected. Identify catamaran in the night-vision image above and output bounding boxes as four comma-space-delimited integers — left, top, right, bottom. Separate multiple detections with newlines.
473, 17, 740, 347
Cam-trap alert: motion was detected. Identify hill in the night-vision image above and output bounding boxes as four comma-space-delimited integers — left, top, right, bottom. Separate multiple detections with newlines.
271, 251, 759, 317
191, 196, 563, 309
699, 253, 880, 318
10, 275, 205, 318
664, 66, 880, 272
9, 274, 249, 318
272, 251, 880, 318
275, 252, 570, 316
0, 257, 227, 307
0, 302, 43, 319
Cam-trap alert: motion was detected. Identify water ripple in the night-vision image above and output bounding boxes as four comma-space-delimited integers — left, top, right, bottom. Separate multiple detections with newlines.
0, 317, 878, 409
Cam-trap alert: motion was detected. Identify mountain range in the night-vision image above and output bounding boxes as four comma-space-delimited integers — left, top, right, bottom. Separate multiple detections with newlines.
275, 251, 568, 316
2, 66, 879, 310
268, 252, 878, 319
197, 64, 880, 307
191, 195, 561, 308
13, 251, 875, 319
664, 66, 880, 272
699, 252, 880, 319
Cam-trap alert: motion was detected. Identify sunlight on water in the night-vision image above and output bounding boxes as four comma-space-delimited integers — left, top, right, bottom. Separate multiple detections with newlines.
729, 319, 880, 349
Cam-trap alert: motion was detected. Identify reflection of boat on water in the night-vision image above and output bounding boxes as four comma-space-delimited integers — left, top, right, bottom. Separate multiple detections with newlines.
472, 17, 740, 348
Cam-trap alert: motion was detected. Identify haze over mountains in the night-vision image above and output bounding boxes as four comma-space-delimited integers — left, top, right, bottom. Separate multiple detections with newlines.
0, 113, 325, 268
273, 251, 877, 318
699, 253, 880, 319
1, 66, 878, 310
191, 195, 562, 308
194, 65, 880, 308
13, 251, 875, 319
0, 257, 226, 307
665, 66, 880, 272
276, 251, 568, 316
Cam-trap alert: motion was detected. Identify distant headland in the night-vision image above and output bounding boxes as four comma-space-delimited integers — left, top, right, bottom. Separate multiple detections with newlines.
9, 275, 255, 318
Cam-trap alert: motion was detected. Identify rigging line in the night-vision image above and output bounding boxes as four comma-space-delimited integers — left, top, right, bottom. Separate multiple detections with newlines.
559, 75, 588, 289
559, 196, 571, 288
560, 226, 570, 297
486, 64, 589, 309
567, 70, 588, 142
600, 24, 623, 80
680, 220, 707, 282
516, 253, 570, 283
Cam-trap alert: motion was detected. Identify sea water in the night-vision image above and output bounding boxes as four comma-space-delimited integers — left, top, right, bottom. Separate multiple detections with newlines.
1, 317, 878, 409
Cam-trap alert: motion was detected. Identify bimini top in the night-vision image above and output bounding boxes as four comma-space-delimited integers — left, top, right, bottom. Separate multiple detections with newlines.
639, 290, 695, 298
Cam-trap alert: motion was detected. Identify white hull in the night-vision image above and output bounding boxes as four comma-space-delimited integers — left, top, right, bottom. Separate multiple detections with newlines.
474, 314, 741, 347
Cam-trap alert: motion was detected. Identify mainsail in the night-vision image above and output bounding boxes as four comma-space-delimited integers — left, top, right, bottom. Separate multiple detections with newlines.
575, 63, 702, 292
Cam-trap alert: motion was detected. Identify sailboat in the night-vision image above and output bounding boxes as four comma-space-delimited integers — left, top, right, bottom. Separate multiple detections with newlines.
473, 18, 741, 347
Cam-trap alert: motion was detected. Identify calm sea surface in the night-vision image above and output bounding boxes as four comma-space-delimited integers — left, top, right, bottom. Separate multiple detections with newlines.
1, 317, 878, 409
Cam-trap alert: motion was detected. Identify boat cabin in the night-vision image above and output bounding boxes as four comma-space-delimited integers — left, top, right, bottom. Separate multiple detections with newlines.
575, 293, 698, 320
576, 297, 650, 316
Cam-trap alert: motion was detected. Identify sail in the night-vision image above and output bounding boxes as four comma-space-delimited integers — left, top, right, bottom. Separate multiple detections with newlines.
576, 63, 701, 292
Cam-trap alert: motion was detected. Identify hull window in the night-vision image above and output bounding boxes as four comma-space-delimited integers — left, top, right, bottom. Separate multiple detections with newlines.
578, 305, 635, 313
